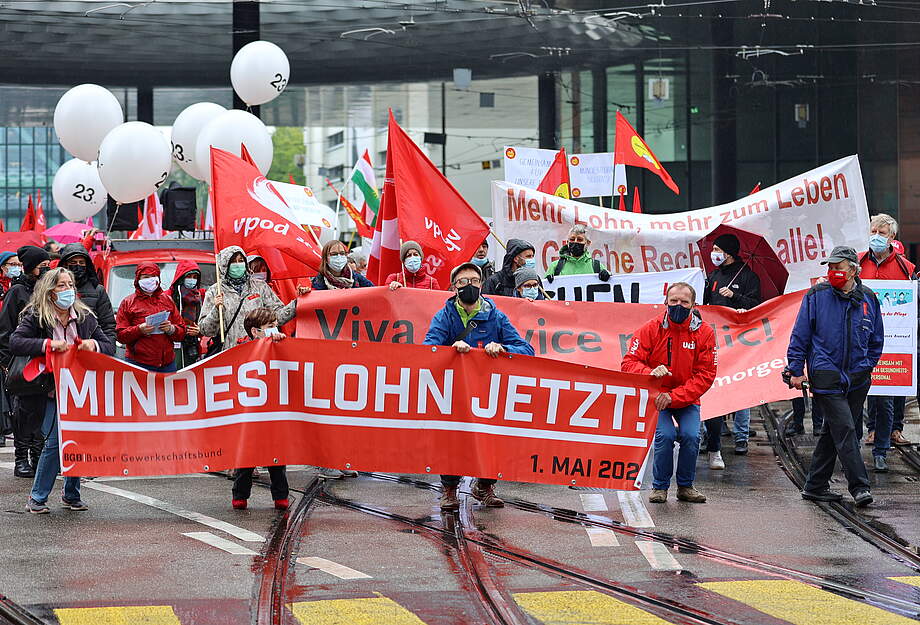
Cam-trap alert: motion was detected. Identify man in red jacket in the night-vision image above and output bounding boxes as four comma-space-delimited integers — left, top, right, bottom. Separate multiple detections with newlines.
115, 262, 186, 372
622, 282, 717, 503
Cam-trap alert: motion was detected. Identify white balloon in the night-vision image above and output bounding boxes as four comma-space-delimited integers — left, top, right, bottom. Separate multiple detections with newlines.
51, 159, 109, 221
195, 109, 273, 183
230, 40, 290, 106
97, 122, 172, 203
53, 84, 124, 162
170, 102, 227, 180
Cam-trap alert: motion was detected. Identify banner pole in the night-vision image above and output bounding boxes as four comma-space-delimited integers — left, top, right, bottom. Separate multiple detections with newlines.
215, 261, 226, 344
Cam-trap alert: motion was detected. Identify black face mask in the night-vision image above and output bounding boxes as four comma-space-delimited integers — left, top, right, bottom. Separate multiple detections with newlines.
458, 284, 480, 305
68, 265, 86, 281
667, 304, 692, 324
567, 242, 586, 257
38, 266, 50, 277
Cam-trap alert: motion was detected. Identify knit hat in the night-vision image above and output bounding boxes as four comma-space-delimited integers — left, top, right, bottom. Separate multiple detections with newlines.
514, 267, 541, 289
0, 251, 16, 267
400, 240, 423, 262
16, 245, 50, 273
713, 233, 740, 258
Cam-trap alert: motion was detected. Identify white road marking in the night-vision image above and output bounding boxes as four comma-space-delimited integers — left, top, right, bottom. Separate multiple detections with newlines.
0, 447, 14, 454
579, 493, 608, 511
0, 461, 14, 469
81, 481, 264, 542
617, 491, 655, 527
296, 557, 372, 580
182, 532, 258, 555
584, 526, 620, 547
636, 540, 683, 571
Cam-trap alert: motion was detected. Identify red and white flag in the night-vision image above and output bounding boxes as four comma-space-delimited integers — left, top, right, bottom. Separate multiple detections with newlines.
35, 189, 47, 231
211, 147, 322, 278
20, 195, 36, 232
129, 193, 166, 240
199, 193, 215, 231
23, 346, 52, 382
368, 111, 489, 287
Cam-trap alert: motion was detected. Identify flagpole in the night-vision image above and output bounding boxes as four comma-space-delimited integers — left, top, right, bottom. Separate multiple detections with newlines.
214, 261, 226, 345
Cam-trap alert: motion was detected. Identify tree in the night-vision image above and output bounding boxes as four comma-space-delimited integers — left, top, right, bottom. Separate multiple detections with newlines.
267, 127, 306, 186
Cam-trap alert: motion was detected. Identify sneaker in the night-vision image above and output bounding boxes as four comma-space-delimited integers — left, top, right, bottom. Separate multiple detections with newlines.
439, 486, 459, 511
708, 451, 725, 470
319, 468, 345, 480
784, 422, 805, 437
801, 489, 843, 502
648, 489, 667, 503
232, 499, 247, 510
873, 456, 889, 473
676, 486, 707, 503
26, 498, 49, 514
274, 499, 289, 510
734, 440, 748, 455
865, 431, 875, 446
61, 497, 88, 511
853, 490, 873, 507
891, 431, 913, 446
471, 479, 504, 508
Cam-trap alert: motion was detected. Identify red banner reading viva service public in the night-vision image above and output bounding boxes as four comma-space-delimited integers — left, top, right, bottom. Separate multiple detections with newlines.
53, 338, 660, 489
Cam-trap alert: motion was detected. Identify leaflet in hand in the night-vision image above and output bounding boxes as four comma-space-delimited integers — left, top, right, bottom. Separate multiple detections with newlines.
145, 310, 170, 335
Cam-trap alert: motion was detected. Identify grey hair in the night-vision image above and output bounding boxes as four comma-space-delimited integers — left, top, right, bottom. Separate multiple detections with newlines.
569, 224, 589, 237
870, 213, 898, 237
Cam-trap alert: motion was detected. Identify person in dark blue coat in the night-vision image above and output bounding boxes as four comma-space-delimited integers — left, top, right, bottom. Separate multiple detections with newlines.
786, 246, 883, 507
423, 262, 534, 511
309, 240, 374, 291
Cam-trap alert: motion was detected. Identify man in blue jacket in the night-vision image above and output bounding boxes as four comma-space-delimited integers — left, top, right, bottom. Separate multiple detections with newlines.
423, 262, 535, 511
787, 246, 883, 507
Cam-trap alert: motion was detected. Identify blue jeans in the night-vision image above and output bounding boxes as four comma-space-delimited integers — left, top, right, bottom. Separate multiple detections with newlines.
30, 399, 80, 504
127, 358, 177, 373
866, 396, 893, 458
652, 404, 701, 490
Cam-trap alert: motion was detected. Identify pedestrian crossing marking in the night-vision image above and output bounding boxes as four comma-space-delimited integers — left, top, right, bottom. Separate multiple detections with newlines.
890, 576, 920, 589
290, 596, 427, 625
54, 605, 180, 625
700, 579, 918, 625
513, 590, 672, 624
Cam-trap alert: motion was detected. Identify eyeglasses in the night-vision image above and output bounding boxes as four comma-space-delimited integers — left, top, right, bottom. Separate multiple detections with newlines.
454, 277, 482, 288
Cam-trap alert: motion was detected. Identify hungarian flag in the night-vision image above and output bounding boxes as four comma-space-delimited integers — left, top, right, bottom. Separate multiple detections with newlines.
21, 195, 36, 232
326, 178, 373, 239
368, 111, 489, 288
352, 150, 380, 230
35, 189, 47, 231
537, 148, 571, 199
614, 112, 679, 195
210, 147, 321, 279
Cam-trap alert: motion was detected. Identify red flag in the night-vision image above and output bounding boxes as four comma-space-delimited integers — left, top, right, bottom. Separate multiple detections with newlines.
21, 195, 35, 232
536, 148, 571, 199
617, 193, 627, 211
326, 178, 374, 239
23, 347, 52, 382
0, 219, 6, 233
370, 111, 489, 288
749, 183, 761, 195
631, 186, 642, 214
240, 143, 257, 168
367, 149, 401, 285
211, 147, 321, 279
289, 174, 296, 185
614, 111, 679, 195
35, 189, 47, 232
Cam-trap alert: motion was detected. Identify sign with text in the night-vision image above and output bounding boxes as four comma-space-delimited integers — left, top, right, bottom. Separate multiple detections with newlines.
548, 268, 705, 304
54, 339, 660, 489
493, 155, 869, 294
296, 287, 802, 419
864, 279, 917, 396
503, 146, 624, 198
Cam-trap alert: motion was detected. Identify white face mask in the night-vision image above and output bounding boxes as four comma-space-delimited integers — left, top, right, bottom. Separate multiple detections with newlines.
138, 276, 160, 293
252, 272, 268, 282
328, 256, 348, 272
710, 251, 725, 267
263, 326, 280, 337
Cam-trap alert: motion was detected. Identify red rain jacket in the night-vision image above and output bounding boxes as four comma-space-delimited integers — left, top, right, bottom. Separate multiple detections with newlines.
115, 261, 186, 368
384, 266, 441, 290
858, 250, 915, 281
621, 310, 718, 409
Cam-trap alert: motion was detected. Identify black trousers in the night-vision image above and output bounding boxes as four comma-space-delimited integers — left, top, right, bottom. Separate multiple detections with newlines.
12, 395, 45, 461
791, 396, 824, 431
440, 475, 496, 489
232, 466, 289, 500
804, 387, 871, 496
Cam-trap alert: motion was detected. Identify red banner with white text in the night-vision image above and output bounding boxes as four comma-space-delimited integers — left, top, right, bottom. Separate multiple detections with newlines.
53, 339, 660, 488
297, 287, 803, 419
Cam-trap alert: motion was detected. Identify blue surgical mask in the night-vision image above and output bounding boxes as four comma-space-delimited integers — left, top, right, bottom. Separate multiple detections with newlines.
869, 234, 889, 254
183, 277, 198, 289
471, 257, 488, 267
667, 304, 691, 324
263, 326, 280, 337
521, 286, 539, 299
405, 256, 422, 273
523, 258, 537, 270
55, 288, 75, 310
328, 255, 348, 272
4, 265, 21, 279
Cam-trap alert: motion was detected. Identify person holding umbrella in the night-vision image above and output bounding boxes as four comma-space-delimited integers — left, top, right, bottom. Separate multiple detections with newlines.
703, 233, 761, 461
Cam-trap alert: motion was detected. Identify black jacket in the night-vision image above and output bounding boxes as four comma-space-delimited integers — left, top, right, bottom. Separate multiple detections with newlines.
10, 310, 115, 358
482, 238, 534, 298
704, 261, 762, 310
0, 274, 38, 363
59, 243, 116, 344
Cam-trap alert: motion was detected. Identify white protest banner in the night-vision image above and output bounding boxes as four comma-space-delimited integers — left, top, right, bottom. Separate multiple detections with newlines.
503, 146, 621, 198
864, 279, 917, 396
547, 268, 705, 304
492, 155, 869, 294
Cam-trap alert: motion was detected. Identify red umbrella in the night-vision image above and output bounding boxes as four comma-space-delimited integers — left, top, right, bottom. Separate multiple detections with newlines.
696, 224, 789, 301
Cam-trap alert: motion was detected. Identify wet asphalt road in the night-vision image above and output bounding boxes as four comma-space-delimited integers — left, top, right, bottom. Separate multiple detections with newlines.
0, 409, 916, 624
